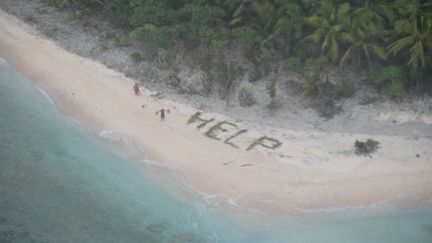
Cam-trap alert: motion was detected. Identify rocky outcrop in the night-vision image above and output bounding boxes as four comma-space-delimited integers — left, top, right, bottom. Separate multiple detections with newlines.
238, 87, 256, 107
176, 65, 209, 95
146, 224, 164, 234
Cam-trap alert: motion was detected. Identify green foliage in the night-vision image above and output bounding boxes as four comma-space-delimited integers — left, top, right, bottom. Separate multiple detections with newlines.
187, 112, 202, 124
301, 56, 354, 99
130, 24, 169, 58
282, 2, 306, 40
335, 78, 355, 98
292, 40, 316, 60
302, 74, 327, 96
99, 41, 109, 51
217, 55, 237, 99
246, 136, 282, 151
250, 62, 272, 83
232, 26, 262, 46
304, 76, 355, 111
214, 0, 248, 27
250, 1, 290, 51
232, 0, 301, 57
304, 0, 350, 62
65, 10, 84, 21
306, 56, 331, 76
368, 65, 407, 97
267, 79, 277, 99
353, 0, 394, 30
340, 8, 388, 81
198, 54, 216, 93
200, 54, 213, 78
385, 79, 406, 97
114, 36, 128, 47
46, 0, 66, 8
248, 50, 274, 82
103, 32, 128, 47
127, 1, 228, 52
387, 2, 432, 69
283, 57, 303, 75
43, 0, 432, 96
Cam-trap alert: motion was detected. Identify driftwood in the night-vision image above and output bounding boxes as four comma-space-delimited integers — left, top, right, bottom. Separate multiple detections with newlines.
355, 139, 380, 157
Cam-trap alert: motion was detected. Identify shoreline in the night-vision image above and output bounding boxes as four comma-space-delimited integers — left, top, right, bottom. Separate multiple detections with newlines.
1, 10, 432, 215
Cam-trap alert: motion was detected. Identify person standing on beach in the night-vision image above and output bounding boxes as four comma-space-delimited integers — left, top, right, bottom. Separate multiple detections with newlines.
133, 83, 140, 96
155, 108, 170, 121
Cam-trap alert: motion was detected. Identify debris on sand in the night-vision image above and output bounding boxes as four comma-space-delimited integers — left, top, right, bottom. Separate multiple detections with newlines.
355, 139, 380, 157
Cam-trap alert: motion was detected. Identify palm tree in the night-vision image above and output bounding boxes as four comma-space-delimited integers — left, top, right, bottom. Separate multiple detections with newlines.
340, 9, 387, 80
354, 0, 395, 29
304, 0, 350, 62
387, 1, 432, 69
213, 0, 249, 27
250, 1, 290, 51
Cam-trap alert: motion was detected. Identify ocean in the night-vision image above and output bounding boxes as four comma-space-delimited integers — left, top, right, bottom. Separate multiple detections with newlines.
1, 57, 431, 242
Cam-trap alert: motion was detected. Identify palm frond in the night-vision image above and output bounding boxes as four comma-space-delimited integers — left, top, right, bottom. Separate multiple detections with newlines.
228, 16, 243, 26
341, 32, 353, 42
409, 41, 425, 67
231, 1, 245, 18
340, 46, 354, 65
362, 45, 371, 62
322, 35, 331, 50
305, 16, 323, 27
330, 38, 339, 61
387, 36, 415, 55
369, 44, 387, 60
338, 3, 350, 15
306, 29, 323, 43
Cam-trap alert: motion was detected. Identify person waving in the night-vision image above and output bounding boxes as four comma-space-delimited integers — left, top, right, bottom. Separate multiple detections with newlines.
155, 108, 170, 121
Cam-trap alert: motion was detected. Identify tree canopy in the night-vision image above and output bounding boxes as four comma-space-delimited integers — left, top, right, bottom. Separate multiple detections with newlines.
46, 0, 432, 97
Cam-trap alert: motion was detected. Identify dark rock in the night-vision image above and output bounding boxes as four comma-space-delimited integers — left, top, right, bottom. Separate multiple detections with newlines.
166, 73, 180, 88
146, 224, 164, 234
238, 88, 256, 107
177, 66, 209, 95
313, 98, 342, 119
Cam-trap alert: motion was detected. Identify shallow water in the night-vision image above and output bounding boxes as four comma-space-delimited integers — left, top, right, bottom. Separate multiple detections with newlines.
1, 58, 431, 242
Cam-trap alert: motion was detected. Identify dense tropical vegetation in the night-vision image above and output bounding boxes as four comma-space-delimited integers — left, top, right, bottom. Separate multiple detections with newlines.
46, 0, 432, 99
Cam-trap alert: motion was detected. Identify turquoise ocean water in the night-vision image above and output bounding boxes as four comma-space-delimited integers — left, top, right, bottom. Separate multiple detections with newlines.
1, 58, 431, 242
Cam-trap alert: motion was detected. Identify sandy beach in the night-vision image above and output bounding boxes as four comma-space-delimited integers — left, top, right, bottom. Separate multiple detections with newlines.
1, 10, 432, 215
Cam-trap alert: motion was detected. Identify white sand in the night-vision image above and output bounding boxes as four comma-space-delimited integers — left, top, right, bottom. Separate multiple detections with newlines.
1, 11, 431, 215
